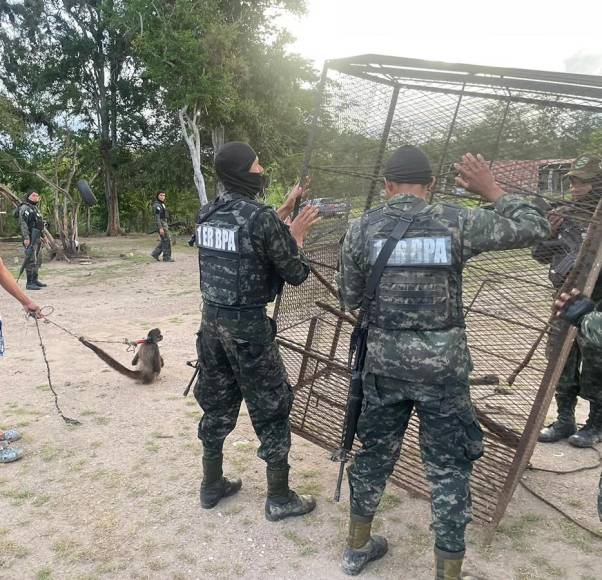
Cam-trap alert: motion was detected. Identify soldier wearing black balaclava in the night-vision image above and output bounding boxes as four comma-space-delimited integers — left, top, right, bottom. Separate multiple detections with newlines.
18, 190, 46, 290
193, 142, 320, 521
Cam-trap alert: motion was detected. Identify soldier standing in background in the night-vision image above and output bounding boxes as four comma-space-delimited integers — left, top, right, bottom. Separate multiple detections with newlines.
194, 142, 320, 521
537, 155, 602, 448
336, 147, 549, 578
151, 191, 174, 262
554, 288, 602, 521
18, 190, 46, 290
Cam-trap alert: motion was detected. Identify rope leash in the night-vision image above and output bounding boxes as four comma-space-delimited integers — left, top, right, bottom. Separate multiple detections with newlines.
40, 306, 138, 351
33, 317, 81, 426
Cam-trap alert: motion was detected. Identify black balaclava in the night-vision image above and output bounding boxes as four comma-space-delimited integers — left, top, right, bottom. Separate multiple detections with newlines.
383, 145, 432, 185
214, 142, 266, 198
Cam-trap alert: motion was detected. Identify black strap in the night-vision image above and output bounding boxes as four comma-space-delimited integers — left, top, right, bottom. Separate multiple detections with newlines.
360, 215, 415, 313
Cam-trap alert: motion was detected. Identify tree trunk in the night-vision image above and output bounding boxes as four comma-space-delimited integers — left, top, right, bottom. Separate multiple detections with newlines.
212, 125, 226, 196
179, 106, 208, 206
101, 144, 121, 235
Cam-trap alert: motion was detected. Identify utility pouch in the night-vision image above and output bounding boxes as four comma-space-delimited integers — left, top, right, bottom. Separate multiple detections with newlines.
460, 410, 484, 461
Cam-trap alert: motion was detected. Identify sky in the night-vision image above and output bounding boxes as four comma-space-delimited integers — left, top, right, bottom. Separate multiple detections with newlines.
280, 0, 602, 75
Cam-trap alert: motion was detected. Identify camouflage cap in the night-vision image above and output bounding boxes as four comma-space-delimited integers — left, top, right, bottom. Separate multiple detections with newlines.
566, 154, 602, 181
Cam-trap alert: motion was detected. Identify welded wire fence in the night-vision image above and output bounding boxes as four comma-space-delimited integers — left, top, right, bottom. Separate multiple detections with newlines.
275, 56, 602, 528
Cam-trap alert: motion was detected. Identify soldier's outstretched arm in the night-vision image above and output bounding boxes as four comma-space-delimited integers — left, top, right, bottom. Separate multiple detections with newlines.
336, 218, 366, 311
455, 153, 550, 257
253, 209, 311, 286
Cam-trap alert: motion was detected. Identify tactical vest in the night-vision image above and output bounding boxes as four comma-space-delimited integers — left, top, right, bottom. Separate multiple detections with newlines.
19, 202, 44, 234
196, 194, 283, 308
152, 201, 169, 222
363, 204, 464, 331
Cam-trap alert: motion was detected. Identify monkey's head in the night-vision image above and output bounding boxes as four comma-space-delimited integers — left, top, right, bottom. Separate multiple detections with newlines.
146, 328, 163, 344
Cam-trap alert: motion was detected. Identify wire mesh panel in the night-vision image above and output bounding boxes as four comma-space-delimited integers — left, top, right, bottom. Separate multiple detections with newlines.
275, 56, 602, 527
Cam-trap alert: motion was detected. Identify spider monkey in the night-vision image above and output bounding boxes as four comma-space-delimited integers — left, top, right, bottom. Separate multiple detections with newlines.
79, 328, 164, 384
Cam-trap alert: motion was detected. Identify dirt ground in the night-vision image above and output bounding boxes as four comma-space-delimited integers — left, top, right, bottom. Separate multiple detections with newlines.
1, 235, 601, 580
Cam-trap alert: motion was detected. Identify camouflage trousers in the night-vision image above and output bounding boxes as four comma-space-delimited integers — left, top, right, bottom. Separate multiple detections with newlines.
194, 305, 293, 469
151, 230, 171, 260
554, 341, 602, 405
24, 241, 43, 277
348, 374, 483, 553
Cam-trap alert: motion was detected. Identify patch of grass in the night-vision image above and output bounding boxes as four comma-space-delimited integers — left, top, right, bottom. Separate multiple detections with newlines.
223, 505, 243, 516
377, 491, 401, 512
36, 384, 50, 392
148, 559, 168, 571
296, 480, 323, 497
93, 416, 111, 426
497, 513, 543, 551
283, 530, 317, 556
567, 498, 585, 509
52, 539, 89, 564
530, 556, 563, 577
144, 440, 160, 453
177, 551, 196, 565
36, 567, 52, 580
40, 444, 60, 462
32, 494, 51, 507
0, 541, 29, 568
558, 520, 595, 554
80, 409, 98, 417
1, 487, 33, 506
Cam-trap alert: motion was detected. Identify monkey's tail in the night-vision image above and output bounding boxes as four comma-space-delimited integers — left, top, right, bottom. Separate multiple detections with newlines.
79, 337, 140, 381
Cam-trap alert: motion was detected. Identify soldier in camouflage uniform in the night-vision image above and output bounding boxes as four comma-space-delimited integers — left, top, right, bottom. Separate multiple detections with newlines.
151, 191, 174, 262
554, 289, 602, 521
18, 190, 47, 290
536, 155, 602, 448
336, 147, 549, 578
194, 141, 320, 521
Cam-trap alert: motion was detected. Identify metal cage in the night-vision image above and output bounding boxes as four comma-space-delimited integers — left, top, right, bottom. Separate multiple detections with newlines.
274, 55, 602, 529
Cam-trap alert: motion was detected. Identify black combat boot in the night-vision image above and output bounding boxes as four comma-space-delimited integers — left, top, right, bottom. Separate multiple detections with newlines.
264, 466, 316, 522
33, 273, 47, 287
25, 272, 40, 291
568, 402, 602, 448
341, 513, 388, 576
200, 455, 242, 509
537, 396, 577, 443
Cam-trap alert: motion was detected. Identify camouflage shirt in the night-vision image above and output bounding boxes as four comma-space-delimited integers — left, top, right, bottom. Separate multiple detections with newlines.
337, 193, 549, 385
580, 311, 602, 348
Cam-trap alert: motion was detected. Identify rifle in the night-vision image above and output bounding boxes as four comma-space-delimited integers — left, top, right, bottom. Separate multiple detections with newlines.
332, 214, 416, 502
148, 221, 188, 234
17, 227, 41, 282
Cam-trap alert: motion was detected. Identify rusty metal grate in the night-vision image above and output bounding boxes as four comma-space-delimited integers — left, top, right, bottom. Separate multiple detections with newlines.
275, 56, 602, 528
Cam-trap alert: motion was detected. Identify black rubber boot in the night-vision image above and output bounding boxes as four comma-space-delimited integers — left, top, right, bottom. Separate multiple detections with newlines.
341, 513, 388, 576
33, 272, 47, 287
538, 396, 577, 443
200, 455, 242, 509
568, 402, 602, 448
264, 467, 316, 522
25, 272, 40, 291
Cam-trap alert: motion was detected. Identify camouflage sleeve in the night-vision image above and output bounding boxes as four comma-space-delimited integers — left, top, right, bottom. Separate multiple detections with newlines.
336, 218, 367, 311
461, 194, 550, 259
18, 206, 30, 241
252, 209, 310, 286
579, 311, 602, 348
153, 204, 163, 229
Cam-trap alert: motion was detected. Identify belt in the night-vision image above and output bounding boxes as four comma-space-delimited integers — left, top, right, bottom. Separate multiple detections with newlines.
203, 303, 267, 321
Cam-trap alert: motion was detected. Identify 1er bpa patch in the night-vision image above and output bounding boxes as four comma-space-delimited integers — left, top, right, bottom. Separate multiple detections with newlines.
197, 224, 239, 253
370, 236, 452, 266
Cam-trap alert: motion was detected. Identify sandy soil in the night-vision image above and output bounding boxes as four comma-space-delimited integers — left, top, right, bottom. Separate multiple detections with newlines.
0, 235, 601, 580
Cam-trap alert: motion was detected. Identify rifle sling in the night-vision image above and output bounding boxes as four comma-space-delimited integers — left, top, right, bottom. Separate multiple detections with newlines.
348, 211, 416, 365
